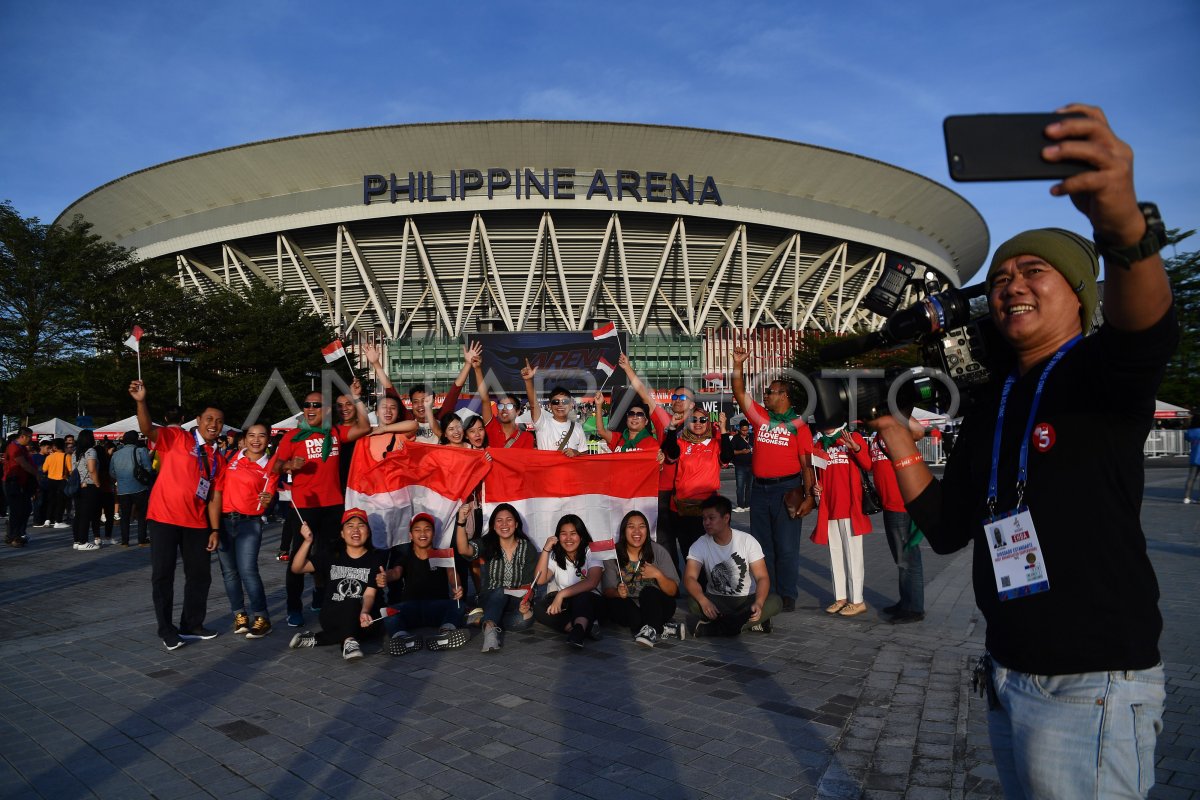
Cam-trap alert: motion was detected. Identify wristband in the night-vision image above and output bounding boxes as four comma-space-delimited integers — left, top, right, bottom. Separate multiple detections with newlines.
893, 454, 923, 470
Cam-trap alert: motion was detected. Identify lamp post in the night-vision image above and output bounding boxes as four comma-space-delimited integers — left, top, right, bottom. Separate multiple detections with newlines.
162, 356, 192, 407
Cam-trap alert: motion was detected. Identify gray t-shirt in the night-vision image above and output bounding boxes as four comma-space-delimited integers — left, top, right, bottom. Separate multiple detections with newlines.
601, 542, 679, 600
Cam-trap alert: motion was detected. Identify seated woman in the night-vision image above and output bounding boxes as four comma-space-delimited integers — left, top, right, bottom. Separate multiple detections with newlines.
454, 502, 537, 653
600, 510, 680, 648
532, 514, 603, 648
288, 508, 381, 661
377, 513, 468, 655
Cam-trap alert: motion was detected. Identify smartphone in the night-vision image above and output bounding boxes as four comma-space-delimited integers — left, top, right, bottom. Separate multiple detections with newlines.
943, 113, 1092, 182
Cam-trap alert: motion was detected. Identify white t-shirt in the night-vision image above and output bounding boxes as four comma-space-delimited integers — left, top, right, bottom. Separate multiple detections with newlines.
414, 421, 439, 445
687, 529, 765, 597
532, 413, 588, 453
545, 551, 604, 594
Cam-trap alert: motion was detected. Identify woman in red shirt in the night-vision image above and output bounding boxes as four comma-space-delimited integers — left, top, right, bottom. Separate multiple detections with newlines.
811, 426, 873, 616
211, 424, 279, 639
661, 410, 733, 561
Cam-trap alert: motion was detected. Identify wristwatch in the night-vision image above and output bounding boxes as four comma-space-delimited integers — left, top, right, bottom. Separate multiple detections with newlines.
1094, 202, 1166, 268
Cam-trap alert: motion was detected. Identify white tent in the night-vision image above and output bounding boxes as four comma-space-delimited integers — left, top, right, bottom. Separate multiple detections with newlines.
182, 419, 241, 435
30, 417, 81, 439
93, 415, 147, 440
1154, 399, 1192, 420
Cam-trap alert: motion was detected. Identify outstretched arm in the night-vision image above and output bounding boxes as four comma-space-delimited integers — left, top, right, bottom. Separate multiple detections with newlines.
731, 346, 752, 416
521, 359, 542, 423
593, 391, 615, 445
1045, 104, 1172, 332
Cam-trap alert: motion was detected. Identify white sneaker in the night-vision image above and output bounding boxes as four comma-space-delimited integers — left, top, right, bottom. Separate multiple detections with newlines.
53, 522, 69, 529
1185, 498, 1193, 505
634, 625, 658, 648
481, 626, 502, 653
94, 538, 103, 547
77, 542, 100, 551
38, 520, 50, 528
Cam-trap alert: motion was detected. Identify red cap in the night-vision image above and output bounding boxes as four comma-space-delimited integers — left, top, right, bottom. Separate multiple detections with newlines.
410, 512, 435, 530
342, 508, 368, 525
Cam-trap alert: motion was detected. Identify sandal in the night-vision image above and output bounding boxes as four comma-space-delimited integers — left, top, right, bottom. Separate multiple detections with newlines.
838, 602, 868, 617
825, 600, 848, 614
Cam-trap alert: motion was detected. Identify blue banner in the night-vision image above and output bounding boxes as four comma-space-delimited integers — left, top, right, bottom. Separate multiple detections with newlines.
470, 329, 627, 398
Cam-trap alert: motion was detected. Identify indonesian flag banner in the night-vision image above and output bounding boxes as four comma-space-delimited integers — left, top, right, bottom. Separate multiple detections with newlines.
588, 538, 618, 560
427, 548, 456, 569
592, 321, 617, 340
345, 439, 490, 550
482, 449, 659, 552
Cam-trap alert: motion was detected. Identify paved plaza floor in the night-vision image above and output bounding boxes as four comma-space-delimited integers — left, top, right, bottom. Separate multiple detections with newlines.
1, 465, 1196, 799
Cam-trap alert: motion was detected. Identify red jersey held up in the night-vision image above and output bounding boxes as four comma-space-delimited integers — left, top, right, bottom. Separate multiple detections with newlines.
147, 426, 226, 529
811, 431, 873, 544
745, 400, 813, 479
218, 450, 279, 515
272, 424, 349, 508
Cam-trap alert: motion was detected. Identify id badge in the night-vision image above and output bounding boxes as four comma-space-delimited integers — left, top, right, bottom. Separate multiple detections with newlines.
983, 506, 1049, 601
196, 477, 211, 501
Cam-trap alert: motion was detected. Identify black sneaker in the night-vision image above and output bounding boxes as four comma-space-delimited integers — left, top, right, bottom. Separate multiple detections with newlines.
425, 626, 469, 651
233, 612, 250, 635
889, 610, 925, 625
387, 632, 422, 656
881, 603, 903, 616
748, 619, 773, 633
568, 625, 586, 649
245, 617, 272, 639
587, 620, 603, 641
163, 634, 186, 651
782, 596, 796, 612
179, 627, 219, 641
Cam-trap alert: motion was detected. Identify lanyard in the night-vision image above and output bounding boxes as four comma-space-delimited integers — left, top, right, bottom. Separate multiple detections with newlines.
193, 430, 218, 483
987, 336, 1080, 515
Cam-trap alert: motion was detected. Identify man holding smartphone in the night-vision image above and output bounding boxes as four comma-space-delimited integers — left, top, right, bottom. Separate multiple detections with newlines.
871, 105, 1174, 799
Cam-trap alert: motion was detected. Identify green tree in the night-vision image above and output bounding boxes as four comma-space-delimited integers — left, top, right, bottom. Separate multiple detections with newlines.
1161, 229, 1198, 413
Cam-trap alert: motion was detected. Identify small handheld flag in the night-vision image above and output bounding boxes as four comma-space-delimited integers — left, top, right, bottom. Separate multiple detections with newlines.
591, 322, 617, 340
589, 538, 618, 561
125, 325, 144, 380
427, 548, 456, 569
597, 355, 616, 390
322, 339, 347, 364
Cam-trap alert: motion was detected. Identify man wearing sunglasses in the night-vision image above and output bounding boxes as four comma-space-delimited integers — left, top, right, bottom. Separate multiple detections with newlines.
521, 360, 587, 456
473, 356, 534, 449
731, 347, 817, 613
271, 381, 371, 626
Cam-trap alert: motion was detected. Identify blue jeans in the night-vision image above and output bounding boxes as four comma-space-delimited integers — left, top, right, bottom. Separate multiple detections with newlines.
217, 514, 268, 617
989, 659, 1165, 799
749, 475, 803, 600
882, 509, 924, 613
383, 599, 464, 635
477, 587, 535, 631
734, 465, 753, 508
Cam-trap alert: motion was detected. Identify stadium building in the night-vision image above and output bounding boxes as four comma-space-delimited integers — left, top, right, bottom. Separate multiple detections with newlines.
57, 121, 989, 391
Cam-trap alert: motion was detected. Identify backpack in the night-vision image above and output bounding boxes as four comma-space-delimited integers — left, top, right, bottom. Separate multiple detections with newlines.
132, 447, 153, 486
64, 463, 82, 498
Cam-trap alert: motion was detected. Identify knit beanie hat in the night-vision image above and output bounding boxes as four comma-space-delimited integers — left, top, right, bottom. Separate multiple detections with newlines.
987, 228, 1100, 334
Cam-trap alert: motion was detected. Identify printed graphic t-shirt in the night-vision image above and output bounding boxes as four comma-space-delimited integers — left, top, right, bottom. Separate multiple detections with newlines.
687, 530, 765, 597
312, 549, 382, 608
271, 424, 349, 508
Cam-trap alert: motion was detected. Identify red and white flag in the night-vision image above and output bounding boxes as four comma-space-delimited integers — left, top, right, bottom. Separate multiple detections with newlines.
504, 585, 534, 600
591, 321, 617, 340
482, 449, 658, 553
124, 325, 143, 352
588, 538, 618, 561
322, 339, 347, 363
344, 439, 491, 550
596, 355, 615, 377
427, 548, 456, 569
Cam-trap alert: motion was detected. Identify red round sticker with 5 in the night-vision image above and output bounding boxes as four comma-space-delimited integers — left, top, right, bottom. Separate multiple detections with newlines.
1032, 423, 1056, 452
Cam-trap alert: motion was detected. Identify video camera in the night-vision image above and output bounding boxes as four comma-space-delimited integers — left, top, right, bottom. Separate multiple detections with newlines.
808, 264, 1004, 428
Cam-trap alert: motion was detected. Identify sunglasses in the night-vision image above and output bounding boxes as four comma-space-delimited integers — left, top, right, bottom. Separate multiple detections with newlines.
670, 394, 692, 401
302, 401, 323, 409
550, 398, 573, 406
626, 411, 647, 418
496, 403, 516, 411
690, 416, 710, 424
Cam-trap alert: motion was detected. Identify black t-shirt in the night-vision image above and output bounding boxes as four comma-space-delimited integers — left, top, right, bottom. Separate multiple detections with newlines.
729, 433, 753, 468
311, 548, 382, 609
385, 543, 451, 604
907, 309, 1178, 675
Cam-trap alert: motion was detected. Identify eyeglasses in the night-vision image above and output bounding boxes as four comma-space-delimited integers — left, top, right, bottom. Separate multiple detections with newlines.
626, 411, 647, 418
550, 399, 573, 406
670, 394, 692, 401
496, 403, 516, 411
302, 401, 323, 409
690, 416, 710, 424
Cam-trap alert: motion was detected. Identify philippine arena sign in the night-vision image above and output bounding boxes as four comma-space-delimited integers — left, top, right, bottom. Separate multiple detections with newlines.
363, 168, 722, 206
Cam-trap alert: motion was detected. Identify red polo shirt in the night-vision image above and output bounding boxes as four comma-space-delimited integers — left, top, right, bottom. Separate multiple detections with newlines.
147, 426, 226, 529
218, 450, 279, 515
484, 418, 534, 449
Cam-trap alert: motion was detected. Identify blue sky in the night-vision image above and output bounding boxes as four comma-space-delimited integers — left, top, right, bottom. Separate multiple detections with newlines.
2, 1, 1197, 283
